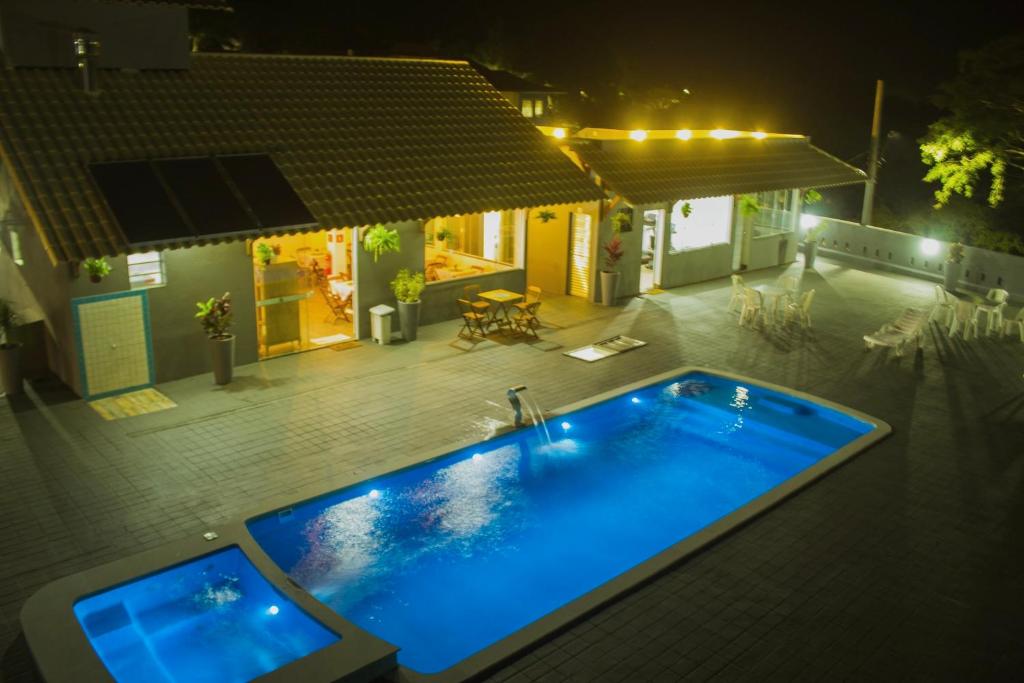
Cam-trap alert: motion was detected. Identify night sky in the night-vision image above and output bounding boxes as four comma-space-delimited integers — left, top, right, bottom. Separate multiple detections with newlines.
196, 0, 1024, 222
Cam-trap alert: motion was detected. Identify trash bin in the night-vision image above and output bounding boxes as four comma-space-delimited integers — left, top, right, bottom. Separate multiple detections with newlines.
369, 304, 395, 345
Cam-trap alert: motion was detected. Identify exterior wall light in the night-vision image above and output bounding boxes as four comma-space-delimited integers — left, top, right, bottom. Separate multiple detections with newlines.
710, 129, 740, 139
629, 129, 648, 142
800, 214, 821, 230
752, 131, 767, 139
921, 238, 940, 256
676, 129, 692, 140
552, 127, 567, 139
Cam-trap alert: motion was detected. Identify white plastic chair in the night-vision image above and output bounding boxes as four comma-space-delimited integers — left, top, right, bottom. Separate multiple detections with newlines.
864, 308, 927, 357
785, 289, 815, 329
928, 285, 955, 326
776, 275, 800, 294
738, 287, 763, 327
1003, 308, 1024, 342
948, 300, 979, 340
975, 288, 1008, 335
727, 274, 745, 312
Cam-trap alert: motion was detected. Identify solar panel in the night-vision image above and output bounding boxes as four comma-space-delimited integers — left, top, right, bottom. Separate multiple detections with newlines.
89, 161, 195, 244
156, 157, 257, 237
217, 154, 316, 230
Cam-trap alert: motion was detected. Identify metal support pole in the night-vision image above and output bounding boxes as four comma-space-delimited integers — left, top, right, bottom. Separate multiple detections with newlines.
861, 80, 884, 226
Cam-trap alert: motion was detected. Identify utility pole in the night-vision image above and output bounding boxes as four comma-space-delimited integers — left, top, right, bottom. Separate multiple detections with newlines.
861, 79, 884, 226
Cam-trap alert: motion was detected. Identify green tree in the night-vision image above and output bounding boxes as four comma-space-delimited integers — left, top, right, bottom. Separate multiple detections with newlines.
920, 34, 1024, 208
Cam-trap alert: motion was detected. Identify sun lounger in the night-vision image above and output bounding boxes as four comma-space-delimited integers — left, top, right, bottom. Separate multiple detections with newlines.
863, 308, 927, 357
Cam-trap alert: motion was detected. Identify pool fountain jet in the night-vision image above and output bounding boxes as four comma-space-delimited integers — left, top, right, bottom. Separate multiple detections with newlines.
507, 385, 527, 428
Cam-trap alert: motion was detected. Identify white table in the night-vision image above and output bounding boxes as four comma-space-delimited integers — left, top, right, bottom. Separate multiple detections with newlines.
754, 285, 793, 324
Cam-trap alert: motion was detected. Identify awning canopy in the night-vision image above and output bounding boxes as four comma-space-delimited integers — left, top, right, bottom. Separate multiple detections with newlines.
573, 138, 866, 205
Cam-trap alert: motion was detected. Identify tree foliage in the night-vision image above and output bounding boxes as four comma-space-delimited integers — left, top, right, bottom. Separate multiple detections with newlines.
920, 34, 1024, 207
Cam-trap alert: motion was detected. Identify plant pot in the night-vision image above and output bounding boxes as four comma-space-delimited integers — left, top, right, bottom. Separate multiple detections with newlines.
600, 271, 620, 306
944, 261, 962, 292
0, 343, 22, 396
397, 300, 421, 341
803, 241, 818, 270
89, 274, 102, 283
209, 334, 235, 385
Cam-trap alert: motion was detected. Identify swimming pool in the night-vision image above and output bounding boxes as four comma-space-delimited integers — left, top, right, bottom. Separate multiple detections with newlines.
72, 547, 338, 683
247, 370, 884, 676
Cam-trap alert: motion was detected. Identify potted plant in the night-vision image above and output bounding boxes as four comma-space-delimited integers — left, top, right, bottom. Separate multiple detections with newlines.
535, 210, 557, 223
390, 269, 425, 341
944, 242, 965, 292
802, 222, 828, 270
195, 292, 234, 385
255, 242, 276, 266
0, 298, 21, 396
599, 235, 624, 306
83, 257, 111, 283
363, 224, 401, 262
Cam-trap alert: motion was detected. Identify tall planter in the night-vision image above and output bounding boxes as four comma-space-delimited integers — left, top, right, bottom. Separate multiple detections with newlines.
944, 261, 962, 292
397, 300, 420, 341
600, 271, 620, 306
210, 335, 235, 386
0, 343, 22, 396
803, 241, 818, 270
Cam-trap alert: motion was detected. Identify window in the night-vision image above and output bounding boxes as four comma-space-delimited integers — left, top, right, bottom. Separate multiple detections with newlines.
752, 190, 795, 237
669, 196, 733, 252
520, 97, 544, 119
521, 99, 534, 118
424, 210, 523, 282
532, 97, 544, 117
127, 251, 166, 289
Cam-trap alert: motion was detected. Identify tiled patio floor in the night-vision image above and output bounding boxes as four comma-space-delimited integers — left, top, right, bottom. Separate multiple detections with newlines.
2, 257, 1023, 682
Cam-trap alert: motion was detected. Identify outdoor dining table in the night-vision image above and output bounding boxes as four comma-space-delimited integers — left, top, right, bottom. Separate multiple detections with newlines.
754, 284, 794, 324
478, 288, 523, 334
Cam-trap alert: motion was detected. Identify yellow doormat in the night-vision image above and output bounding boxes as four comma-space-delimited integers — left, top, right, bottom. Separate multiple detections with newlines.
89, 388, 177, 420
645, 288, 666, 295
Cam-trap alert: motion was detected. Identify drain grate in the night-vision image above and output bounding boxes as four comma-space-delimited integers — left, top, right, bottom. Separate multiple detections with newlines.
564, 335, 647, 362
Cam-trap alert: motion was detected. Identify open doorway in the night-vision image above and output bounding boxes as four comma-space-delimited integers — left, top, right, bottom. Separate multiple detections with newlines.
640, 209, 664, 292
252, 228, 356, 359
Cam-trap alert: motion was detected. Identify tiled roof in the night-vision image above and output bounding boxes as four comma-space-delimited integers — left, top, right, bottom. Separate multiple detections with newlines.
0, 53, 603, 262
573, 138, 866, 205
472, 63, 564, 93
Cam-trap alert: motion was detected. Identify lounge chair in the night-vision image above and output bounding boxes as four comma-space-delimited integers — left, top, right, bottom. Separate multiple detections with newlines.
864, 308, 927, 356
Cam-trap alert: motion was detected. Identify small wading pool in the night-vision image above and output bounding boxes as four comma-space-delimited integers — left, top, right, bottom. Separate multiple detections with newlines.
73, 547, 338, 683
247, 370, 885, 676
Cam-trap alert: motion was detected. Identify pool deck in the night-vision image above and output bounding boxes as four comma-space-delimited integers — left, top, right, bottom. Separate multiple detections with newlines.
2, 256, 1023, 682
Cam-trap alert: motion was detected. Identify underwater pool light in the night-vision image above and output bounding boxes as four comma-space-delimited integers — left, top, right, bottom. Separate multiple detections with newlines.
266, 605, 279, 616
630, 397, 640, 404
560, 421, 571, 431
369, 489, 381, 500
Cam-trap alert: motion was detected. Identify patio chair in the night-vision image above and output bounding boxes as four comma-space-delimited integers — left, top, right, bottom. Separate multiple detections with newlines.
462, 284, 491, 315
1002, 308, 1024, 342
975, 288, 1009, 335
457, 298, 489, 338
738, 287, 763, 327
513, 285, 542, 313
312, 261, 352, 323
948, 299, 979, 340
727, 274, 745, 312
928, 285, 955, 326
864, 308, 927, 356
784, 289, 815, 329
512, 301, 541, 339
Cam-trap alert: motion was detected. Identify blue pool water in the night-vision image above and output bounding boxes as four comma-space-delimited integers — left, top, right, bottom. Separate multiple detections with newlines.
73, 547, 339, 683
248, 371, 873, 674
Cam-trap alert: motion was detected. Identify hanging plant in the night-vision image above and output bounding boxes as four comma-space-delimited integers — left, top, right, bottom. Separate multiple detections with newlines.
83, 257, 112, 283
255, 243, 275, 265
435, 228, 455, 243
802, 189, 823, 205
610, 210, 633, 233
679, 201, 693, 218
363, 224, 401, 262
738, 194, 761, 217
535, 210, 557, 223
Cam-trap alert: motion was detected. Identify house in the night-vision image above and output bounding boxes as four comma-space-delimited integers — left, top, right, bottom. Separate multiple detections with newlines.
473, 63, 568, 126
0, 0, 603, 398
543, 128, 867, 300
